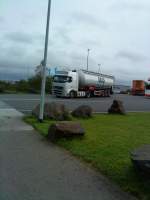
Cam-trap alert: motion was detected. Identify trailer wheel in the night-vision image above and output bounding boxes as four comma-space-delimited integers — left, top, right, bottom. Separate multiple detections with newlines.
85, 91, 91, 98
110, 87, 113, 95
104, 90, 108, 97
107, 89, 110, 97
70, 91, 76, 98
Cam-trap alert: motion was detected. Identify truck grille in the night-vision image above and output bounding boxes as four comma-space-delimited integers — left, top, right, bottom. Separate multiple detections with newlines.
53, 86, 64, 96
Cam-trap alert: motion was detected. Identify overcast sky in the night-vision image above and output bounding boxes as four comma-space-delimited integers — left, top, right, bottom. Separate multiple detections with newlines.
0, 0, 150, 84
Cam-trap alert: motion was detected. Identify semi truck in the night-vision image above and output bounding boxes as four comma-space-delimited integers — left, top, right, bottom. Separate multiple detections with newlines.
132, 80, 145, 96
52, 69, 115, 98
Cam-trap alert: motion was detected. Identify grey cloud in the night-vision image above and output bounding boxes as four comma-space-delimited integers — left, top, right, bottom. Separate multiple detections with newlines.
0, 59, 26, 70
115, 78, 131, 86
116, 68, 131, 76
0, 16, 4, 22
0, 72, 26, 81
52, 26, 74, 46
0, 58, 35, 80
68, 50, 97, 69
71, 12, 108, 29
110, 1, 150, 12
6, 46, 27, 57
116, 51, 147, 62
55, 27, 72, 44
5, 32, 34, 44
78, 39, 101, 48
0, 42, 30, 65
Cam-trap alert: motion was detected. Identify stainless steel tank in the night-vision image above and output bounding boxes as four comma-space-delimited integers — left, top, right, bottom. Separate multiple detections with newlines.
78, 70, 114, 88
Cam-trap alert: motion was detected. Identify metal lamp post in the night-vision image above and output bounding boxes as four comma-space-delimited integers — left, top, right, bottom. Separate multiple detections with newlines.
87, 49, 90, 71
39, 0, 52, 122
98, 64, 102, 85
98, 64, 101, 74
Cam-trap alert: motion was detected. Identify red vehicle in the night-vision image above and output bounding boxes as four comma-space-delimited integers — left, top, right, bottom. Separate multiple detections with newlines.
132, 80, 145, 96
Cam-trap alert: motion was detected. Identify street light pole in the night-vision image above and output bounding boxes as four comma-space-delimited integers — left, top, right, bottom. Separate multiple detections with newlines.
87, 49, 90, 71
39, 0, 52, 122
98, 64, 101, 74
98, 64, 102, 85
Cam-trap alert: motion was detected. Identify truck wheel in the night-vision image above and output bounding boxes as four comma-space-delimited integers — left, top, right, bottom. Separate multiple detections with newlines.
110, 87, 113, 95
107, 90, 110, 97
85, 92, 91, 98
104, 90, 108, 97
70, 91, 76, 98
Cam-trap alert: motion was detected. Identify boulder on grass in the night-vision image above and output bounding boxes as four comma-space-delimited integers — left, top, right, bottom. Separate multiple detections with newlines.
32, 102, 69, 120
108, 100, 125, 115
72, 105, 93, 118
47, 122, 85, 142
131, 145, 150, 179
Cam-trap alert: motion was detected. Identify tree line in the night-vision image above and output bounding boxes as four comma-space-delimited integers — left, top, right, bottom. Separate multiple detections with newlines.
0, 75, 52, 94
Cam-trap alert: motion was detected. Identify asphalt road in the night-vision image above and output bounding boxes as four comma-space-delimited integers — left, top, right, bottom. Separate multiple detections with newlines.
0, 94, 150, 114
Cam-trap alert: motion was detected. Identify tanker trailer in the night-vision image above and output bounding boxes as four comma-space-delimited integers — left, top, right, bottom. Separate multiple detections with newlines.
52, 69, 115, 98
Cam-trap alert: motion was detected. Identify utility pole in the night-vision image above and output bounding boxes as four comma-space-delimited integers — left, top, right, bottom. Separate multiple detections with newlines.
98, 64, 101, 74
98, 64, 101, 84
39, 0, 52, 122
87, 49, 90, 71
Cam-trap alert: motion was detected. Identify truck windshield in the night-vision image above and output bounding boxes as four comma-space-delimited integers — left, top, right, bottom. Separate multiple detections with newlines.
53, 76, 72, 83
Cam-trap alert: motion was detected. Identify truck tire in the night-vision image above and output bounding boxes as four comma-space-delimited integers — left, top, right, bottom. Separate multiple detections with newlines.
85, 91, 91, 98
107, 89, 110, 97
110, 87, 113, 95
103, 90, 106, 97
104, 90, 109, 97
70, 91, 76, 98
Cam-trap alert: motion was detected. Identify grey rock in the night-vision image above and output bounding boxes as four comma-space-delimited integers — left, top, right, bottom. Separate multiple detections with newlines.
72, 105, 93, 118
47, 121, 85, 141
32, 102, 69, 120
108, 100, 125, 115
131, 145, 150, 178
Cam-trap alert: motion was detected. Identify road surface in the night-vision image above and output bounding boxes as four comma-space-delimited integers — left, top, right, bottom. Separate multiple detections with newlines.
0, 94, 150, 114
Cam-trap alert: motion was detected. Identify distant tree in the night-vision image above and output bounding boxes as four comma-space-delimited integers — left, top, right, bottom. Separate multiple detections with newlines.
28, 75, 52, 94
16, 80, 30, 92
0, 67, 52, 94
0, 80, 17, 93
28, 75, 41, 93
0, 81, 5, 93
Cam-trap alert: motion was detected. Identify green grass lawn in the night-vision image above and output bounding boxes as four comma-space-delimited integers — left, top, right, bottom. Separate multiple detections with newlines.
24, 113, 150, 199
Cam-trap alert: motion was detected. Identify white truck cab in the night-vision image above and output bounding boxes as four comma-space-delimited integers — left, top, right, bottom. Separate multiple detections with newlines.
52, 70, 79, 97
